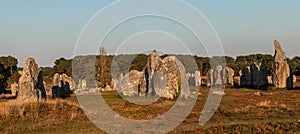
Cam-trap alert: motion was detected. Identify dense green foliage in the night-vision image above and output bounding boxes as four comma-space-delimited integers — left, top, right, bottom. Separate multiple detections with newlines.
0, 56, 18, 93
235, 54, 274, 75
41, 67, 55, 78
0, 56, 18, 75
54, 58, 72, 76
288, 56, 300, 75
95, 47, 113, 88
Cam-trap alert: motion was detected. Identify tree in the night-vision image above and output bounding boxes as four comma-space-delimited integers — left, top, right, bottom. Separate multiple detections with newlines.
129, 54, 148, 71
95, 47, 112, 88
41, 67, 55, 77
54, 58, 72, 76
0, 64, 9, 94
235, 54, 273, 75
289, 56, 300, 76
0, 56, 18, 75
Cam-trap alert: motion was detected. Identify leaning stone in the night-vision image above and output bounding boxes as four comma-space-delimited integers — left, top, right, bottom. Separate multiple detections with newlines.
272, 40, 290, 88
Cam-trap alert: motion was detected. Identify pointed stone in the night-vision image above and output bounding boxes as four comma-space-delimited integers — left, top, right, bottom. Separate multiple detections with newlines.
272, 40, 291, 88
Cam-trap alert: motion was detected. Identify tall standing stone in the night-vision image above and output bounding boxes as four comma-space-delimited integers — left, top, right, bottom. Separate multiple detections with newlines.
226, 67, 234, 86
260, 61, 269, 89
214, 66, 223, 86
250, 62, 261, 89
213, 66, 226, 86
121, 51, 190, 99
272, 40, 290, 88
18, 58, 46, 101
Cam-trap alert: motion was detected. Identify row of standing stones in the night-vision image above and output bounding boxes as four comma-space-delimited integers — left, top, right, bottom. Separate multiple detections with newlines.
113, 40, 296, 99
10, 58, 77, 102
9, 40, 297, 101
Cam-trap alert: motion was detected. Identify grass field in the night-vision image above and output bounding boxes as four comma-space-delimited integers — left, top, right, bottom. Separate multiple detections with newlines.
0, 87, 299, 133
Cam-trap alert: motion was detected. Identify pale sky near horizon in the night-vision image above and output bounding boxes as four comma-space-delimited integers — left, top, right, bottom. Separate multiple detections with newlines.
0, 0, 299, 67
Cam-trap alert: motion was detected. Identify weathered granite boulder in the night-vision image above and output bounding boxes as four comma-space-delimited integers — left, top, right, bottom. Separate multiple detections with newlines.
240, 62, 269, 90
207, 66, 228, 87
260, 62, 269, 89
155, 56, 189, 99
52, 73, 60, 87
250, 62, 261, 89
272, 40, 291, 88
214, 66, 223, 86
118, 51, 189, 99
18, 58, 46, 101
226, 67, 234, 86
61, 73, 74, 90
147, 50, 161, 77
240, 66, 251, 88
51, 73, 71, 98
116, 70, 143, 97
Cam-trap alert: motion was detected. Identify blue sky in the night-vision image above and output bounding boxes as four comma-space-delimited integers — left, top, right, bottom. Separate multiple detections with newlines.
0, 0, 299, 67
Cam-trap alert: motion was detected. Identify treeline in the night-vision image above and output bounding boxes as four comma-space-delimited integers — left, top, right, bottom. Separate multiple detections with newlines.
0, 56, 19, 93
0, 54, 300, 91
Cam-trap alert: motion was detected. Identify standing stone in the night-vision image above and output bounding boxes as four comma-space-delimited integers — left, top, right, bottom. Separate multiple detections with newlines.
207, 66, 228, 87
61, 73, 75, 90
156, 56, 189, 99
272, 40, 290, 88
240, 66, 251, 88
116, 51, 190, 99
51, 73, 72, 98
293, 75, 297, 88
145, 50, 162, 95
206, 69, 213, 87
119, 70, 143, 97
152, 70, 166, 97
18, 58, 46, 101
214, 66, 223, 86
147, 50, 161, 77
250, 62, 261, 89
52, 73, 61, 87
226, 67, 234, 86
187, 73, 196, 87
260, 61, 269, 89
11, 82, 18, 96
195, 71, 202, 87
132, 51, 189, 99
